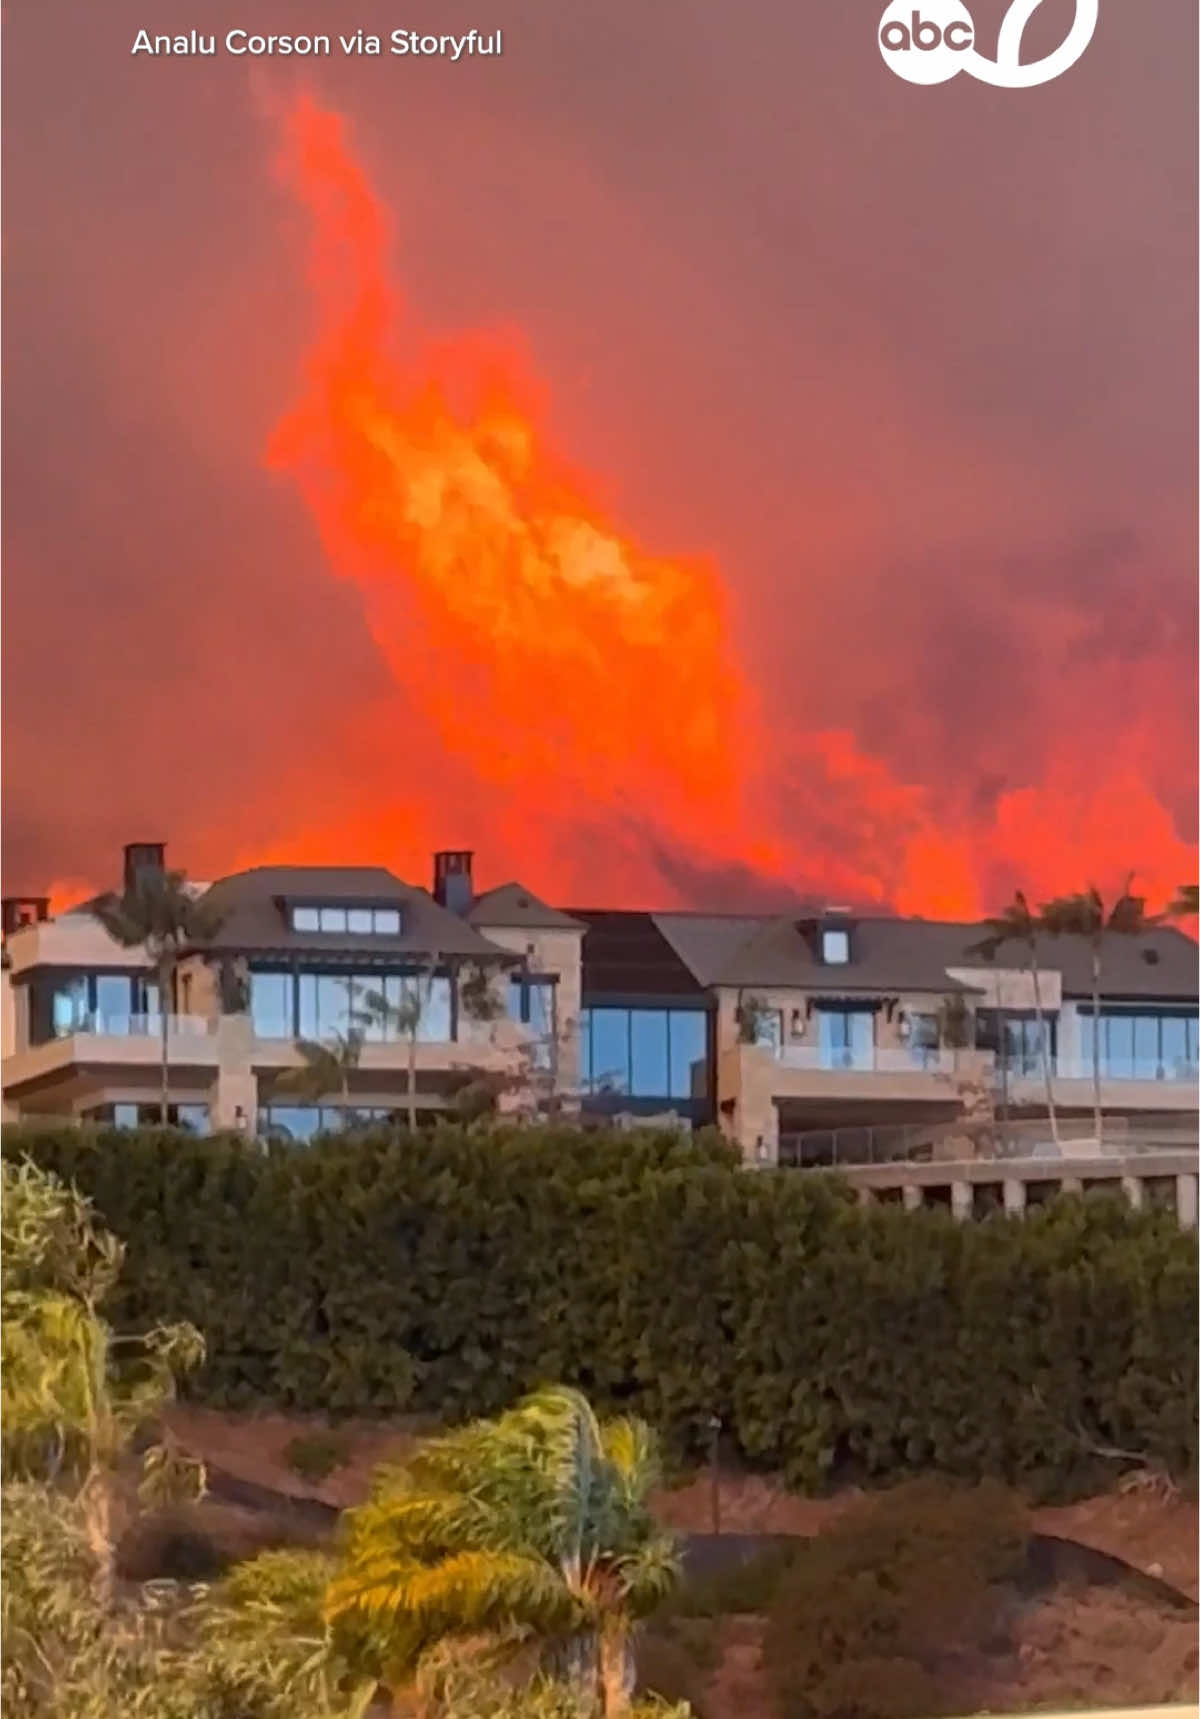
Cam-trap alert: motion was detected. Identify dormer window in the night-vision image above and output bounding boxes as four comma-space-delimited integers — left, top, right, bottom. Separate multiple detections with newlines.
289, 905, 403, 935
822, 928, 850, 965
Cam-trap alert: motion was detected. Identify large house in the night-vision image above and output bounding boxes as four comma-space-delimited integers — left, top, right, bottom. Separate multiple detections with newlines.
2, 843, 1197, 1160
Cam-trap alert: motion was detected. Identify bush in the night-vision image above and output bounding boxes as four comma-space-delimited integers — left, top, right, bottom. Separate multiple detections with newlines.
3, 1122, 1196, 1501
760, 1479, 1029, 1719
283, 1430, 351, 1483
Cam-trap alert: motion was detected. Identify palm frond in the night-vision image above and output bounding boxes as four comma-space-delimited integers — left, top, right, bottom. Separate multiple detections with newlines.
326, 1547, 577, 1674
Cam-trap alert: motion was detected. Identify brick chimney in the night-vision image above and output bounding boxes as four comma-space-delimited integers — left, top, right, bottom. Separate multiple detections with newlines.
1, 897, 50, 938
123, 842, 166, 892
433, 850, 474, 915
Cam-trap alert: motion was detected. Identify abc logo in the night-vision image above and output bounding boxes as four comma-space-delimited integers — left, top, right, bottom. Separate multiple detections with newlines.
879, 0, 975, 84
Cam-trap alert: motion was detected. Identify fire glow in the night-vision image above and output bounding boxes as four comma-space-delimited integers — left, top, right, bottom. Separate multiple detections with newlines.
248, 95, 1196, 920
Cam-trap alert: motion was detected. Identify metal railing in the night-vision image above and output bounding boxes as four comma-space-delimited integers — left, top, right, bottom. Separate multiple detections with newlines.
778, 1114, 1199, 1170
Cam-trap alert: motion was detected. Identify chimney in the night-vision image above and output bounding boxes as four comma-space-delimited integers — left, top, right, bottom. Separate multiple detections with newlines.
2, 897, 50, 938
433, 849, 474, 915
124, 842, 166, 893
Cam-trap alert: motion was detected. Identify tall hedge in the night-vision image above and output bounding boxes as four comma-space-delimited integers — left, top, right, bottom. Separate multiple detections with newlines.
4, 1122, 1195, 1500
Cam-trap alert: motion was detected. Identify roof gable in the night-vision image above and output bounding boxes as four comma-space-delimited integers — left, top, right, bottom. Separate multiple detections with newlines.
467, 883, 585, 932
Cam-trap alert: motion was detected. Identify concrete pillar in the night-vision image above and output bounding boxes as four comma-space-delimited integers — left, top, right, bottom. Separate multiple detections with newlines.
1002, 1178, 1027, 1217
1176, 1174, 1198, 1230
856, 1186, 876, 1208
212, 1015, 257, 1134
902, 1184, 923, 1212
1060, 1175, 1084, 1196
951, 1180, 974, 1222
1121, 1175, 1145, 1212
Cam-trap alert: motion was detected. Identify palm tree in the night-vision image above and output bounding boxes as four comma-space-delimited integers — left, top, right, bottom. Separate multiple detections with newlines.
325, 1386, 679, 1716
1040, 876, 1153, 1148
274, 1028, 366, 1130
90, 868, 223, 1124
355, 982, 425, 1132
969, 892, 1060, 1147
1, 1160, 204, 1611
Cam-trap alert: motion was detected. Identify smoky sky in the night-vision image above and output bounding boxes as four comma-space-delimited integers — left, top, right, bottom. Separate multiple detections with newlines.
3, 0, 1197, 897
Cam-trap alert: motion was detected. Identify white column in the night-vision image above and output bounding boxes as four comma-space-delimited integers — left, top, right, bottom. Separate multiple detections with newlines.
1003, 1178, 1027, 1216
902, 1184, 923, 1212
1121, 1175, 1145, 1212
951, 1180, 974, 1222
1176, 1174, 1198, 1230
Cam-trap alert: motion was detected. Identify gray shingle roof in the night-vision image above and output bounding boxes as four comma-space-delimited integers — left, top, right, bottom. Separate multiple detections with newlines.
197, 866, 508, 960
653, 911, 1198, 1000
467, 883, 586, 932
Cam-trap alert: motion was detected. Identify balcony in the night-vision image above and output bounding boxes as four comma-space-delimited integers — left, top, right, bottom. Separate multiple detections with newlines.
3, 1014, 222, 1093
776, 1045, 956, 1076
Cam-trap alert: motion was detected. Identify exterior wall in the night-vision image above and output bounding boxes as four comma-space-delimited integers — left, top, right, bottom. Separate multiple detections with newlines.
467, 923, 583, 1103
4, 915, 152, 978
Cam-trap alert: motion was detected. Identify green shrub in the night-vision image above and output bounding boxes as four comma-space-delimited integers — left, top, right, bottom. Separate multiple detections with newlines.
283, 1430, 351, 1484
760, 1479, 1028, 1719
3, 1123, 1195, 1502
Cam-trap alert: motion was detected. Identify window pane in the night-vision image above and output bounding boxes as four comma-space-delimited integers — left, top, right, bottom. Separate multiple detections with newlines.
1105, 1015, 1134, 1079
347, 908, 373, 934
1160, 1016, 1188, 1079
52, 978, 89, 1036
630, 1010, 669, 1096
850, 1011, 874, 1064
590, 1009, 629, 1095
292, 907, 319, 931
251, 972, 292, 1039
418, 977, 452, 1043
507, 977, 525, 1021
94, 974, 133, 1034
822, 929, 849, 964
175, 1105, 209, 1134
318, 975, 351, 1038
669, 1011, 706, 1099
114, 1103, 139, 1128
298, 974, 318, 1039
318, 907, 347, 933
1079, 1013, 1095, 1069
1132, 1016, 1159, 1078
1187, 1016, 1199, 1068
373, 908, 401, 934
266, 1106, 320, 1143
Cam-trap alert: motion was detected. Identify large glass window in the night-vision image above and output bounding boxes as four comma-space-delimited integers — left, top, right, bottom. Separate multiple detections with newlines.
508, 978, 555, 1067
630, 1010, 669, 1095
578, 1007, 709, 1099
668, 1011, 707, 1099
251, 972, 292, 1039
258, 1104, 396, 1142
817, 1008, 874, 1070
51, 977, 89, 1036
289, 905, 403, 935
590, 1010, 630, 1095
97, 1102, 209, 1132
93, 975, 134, 1033
1080, 1010, 1199, 1081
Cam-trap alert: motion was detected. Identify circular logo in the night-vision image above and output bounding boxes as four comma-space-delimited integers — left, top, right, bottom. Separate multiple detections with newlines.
879, 0, 976, 84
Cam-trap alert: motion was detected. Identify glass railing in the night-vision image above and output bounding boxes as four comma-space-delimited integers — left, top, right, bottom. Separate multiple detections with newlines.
53, 1013, 218, 1039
